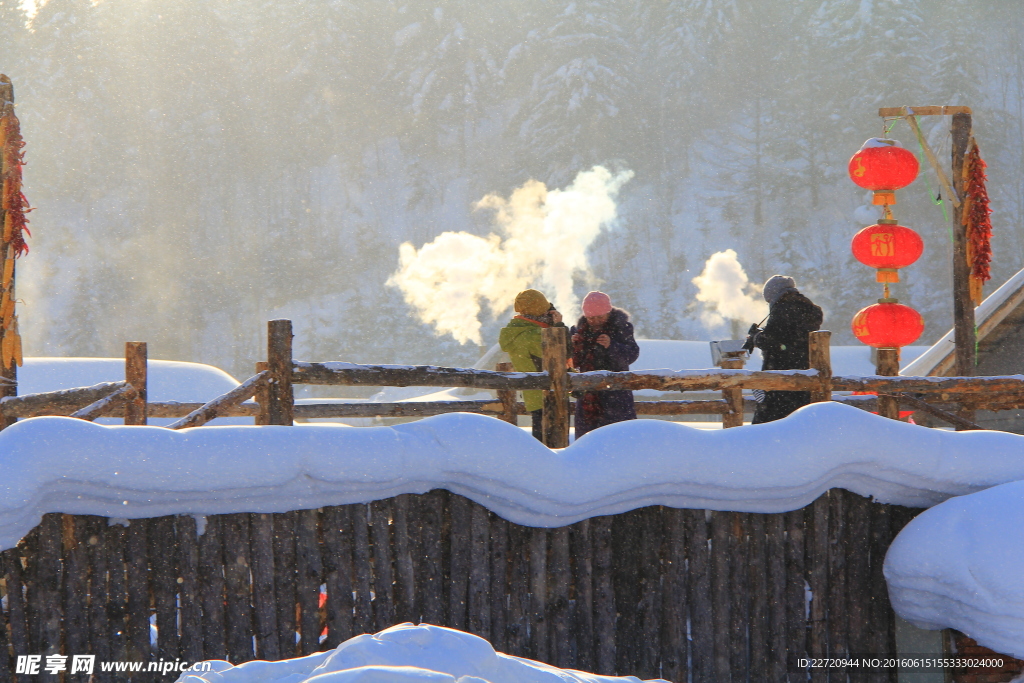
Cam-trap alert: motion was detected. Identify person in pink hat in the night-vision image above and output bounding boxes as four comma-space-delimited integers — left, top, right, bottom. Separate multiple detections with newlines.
570, 291, 640, 439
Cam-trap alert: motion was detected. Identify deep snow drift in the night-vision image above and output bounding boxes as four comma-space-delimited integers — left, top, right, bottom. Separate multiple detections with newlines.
885, 480, 1024, 659
175, 623, 663, 683
3, 403, 1024, 550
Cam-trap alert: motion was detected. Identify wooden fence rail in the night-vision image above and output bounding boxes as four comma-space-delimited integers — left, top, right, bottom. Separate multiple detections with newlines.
5, 320, 1024, 437
0, 490, 918, 682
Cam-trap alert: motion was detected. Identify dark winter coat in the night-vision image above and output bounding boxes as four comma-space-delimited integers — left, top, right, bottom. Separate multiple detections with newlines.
754, 290, 823, 371
570, 308, 640, 438
752, 289, 823, 423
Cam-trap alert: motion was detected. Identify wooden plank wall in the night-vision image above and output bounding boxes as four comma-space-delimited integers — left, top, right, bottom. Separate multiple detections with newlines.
0, 490, 921, 682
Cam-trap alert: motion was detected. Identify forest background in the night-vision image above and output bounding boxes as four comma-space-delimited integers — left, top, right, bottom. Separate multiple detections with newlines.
1, 0, 1023, 384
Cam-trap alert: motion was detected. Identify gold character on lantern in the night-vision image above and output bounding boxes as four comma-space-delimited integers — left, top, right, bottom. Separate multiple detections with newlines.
870, 232, 895, 258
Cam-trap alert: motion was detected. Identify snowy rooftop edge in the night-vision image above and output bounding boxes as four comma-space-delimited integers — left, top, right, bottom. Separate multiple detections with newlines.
2, 403, 1024, 551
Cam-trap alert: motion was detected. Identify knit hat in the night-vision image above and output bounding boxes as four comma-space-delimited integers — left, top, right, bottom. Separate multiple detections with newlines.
762, 275, 796, 305
514, 289, 551, 317
582, 291, 613, 317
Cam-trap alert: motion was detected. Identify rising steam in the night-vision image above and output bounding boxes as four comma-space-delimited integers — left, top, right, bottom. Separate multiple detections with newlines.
387, 166, 634, 344
691, 250, 768, 331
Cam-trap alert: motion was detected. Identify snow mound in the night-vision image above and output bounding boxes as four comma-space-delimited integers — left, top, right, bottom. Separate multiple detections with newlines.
175, 623, 660, 683
18, 357, 251, 425
885, 480, 1024, 659
3, 403, 1024, 549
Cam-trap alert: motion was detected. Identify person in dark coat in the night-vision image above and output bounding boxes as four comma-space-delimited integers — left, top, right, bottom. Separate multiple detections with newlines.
570, 291, 641, 439
748, 275, 824, 424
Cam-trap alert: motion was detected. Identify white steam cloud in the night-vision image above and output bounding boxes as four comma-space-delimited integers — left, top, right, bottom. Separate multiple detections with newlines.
691, 250, 768, 331
387, 166, 634, 345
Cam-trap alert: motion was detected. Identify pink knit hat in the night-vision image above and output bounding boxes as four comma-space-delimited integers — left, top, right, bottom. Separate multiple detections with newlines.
582, 291, 613, 317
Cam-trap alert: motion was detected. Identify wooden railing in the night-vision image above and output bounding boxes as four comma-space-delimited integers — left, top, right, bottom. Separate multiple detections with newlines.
3, 320, 1024, 441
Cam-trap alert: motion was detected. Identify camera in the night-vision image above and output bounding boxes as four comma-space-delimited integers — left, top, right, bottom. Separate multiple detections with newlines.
742, 323, 761, 353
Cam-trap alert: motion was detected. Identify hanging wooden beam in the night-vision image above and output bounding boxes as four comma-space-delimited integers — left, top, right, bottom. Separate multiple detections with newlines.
902, 114, 959, 209
878, 106, 971, 117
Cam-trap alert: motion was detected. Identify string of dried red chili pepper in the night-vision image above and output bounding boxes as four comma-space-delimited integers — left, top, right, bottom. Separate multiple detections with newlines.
0, 109, 31, 258
963, 140, 992, 305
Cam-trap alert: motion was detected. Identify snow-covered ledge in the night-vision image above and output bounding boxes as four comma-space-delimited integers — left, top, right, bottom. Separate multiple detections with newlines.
2, 403, 1024, 551
885, 480, 1024, 660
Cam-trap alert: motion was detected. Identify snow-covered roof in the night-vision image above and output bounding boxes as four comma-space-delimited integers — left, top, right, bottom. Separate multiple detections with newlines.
3, 403, 1024, 551
17, 357, 251, 425
901, 266, 1024, 377
19, 357, 241, 399
885, 479, 1024, 659
177, 623, 658, 683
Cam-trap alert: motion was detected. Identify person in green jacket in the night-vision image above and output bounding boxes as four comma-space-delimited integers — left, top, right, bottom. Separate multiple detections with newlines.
499, 289, 565, 441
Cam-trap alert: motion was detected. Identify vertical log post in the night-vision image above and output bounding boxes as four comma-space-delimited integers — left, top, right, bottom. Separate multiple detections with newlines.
255, 361, 270, 425
124, 342, 148, 425
807, 496, 829, 682
876, 349, 900, 420
808, 331, 832, 403
541, 327, 569, 447
249, 513, 280, 660
0, 77, 18, 432
495, 362, 519, 425
720, 355, 745, 428
175, 515, 203, 664
468, 502, 492, 641
951, 112, 976, 378
267, 319, 294, 426
296, 508, 324, 653
529, 528, 549, 662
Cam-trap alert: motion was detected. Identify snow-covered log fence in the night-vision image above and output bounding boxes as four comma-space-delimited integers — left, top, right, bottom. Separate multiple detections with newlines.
0, 490, 919, 682
167, 370, 270, 430
0, 381, 128, 417
6, 320, 1024, 433
68, 384, 137, 422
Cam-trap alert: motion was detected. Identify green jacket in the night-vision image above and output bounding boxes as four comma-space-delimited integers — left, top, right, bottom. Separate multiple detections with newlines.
499, 317, 546, 412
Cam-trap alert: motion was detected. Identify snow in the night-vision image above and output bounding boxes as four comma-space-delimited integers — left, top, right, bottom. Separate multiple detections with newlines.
17, 357, 253, 426
3, 402, 1024, 550
175, 623, 663, 683
859, 137, 905, 149
19, 357, 241, 399
885, 480, 1024, 659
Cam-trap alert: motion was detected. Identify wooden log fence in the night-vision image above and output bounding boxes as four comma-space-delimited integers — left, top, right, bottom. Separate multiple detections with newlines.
0, 491, 920, 681
4, 320, 1024, 437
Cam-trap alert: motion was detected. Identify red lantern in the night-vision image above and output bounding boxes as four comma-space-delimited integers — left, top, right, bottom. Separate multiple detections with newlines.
848, 138, 919, 205
851, 302, 924, 348
851, 220, 924, 282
